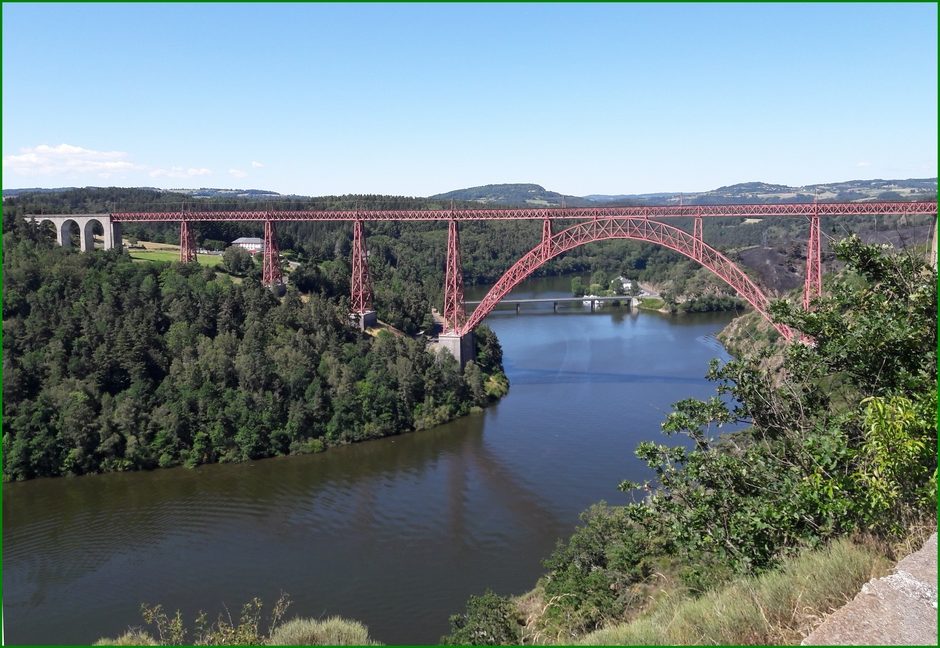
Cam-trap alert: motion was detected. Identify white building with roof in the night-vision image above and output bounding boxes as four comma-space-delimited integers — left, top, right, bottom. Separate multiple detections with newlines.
231, 237, 264, 254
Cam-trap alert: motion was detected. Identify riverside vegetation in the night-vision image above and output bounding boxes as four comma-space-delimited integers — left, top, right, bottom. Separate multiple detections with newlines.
2, 213, 508, 480
440, 235, 937, 645
93, 594, 379, 646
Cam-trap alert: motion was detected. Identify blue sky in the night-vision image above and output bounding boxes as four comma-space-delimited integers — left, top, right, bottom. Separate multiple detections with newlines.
2, 2, 937, 196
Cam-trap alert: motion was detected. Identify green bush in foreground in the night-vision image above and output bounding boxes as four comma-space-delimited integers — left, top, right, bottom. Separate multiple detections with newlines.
627, 237, 937, 576
441, 590, 521, 645
538, 503, 659, 637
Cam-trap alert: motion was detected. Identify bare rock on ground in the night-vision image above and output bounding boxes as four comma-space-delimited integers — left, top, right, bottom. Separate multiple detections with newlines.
802, 533, 937, 646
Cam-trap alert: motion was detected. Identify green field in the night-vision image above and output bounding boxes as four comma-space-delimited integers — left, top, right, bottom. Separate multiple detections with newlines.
638, 296, 666, 311
129, 250, 223, 267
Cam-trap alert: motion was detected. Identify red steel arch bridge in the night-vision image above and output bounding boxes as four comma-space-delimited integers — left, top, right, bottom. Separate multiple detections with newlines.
102, 200, 937, 343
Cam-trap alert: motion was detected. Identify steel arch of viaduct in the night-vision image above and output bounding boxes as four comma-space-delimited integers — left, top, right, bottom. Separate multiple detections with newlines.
460, 217, 792, 339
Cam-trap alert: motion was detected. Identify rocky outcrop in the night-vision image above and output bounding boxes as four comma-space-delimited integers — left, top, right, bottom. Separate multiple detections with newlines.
802, 533, 937, 645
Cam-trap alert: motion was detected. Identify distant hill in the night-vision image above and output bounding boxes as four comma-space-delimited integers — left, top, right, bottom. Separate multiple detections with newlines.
167, 187, 284, 199
430, 183, 593, 207
586, 178, 937, 205
5, 178, 936, 207
3, 187, 82, 197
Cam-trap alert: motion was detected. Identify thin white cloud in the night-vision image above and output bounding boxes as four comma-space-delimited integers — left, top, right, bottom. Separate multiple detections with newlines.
2, 143, 136, 176
856, 161, 871, 167
228, 168, 248, 179
150, 166, 212, 179
251, 160, 264, 168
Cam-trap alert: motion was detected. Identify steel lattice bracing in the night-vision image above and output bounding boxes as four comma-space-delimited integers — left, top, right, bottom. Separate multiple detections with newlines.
692, 215, 703, 260
179, 220, 197, 263
541, 218, 552, 257
460, 218, 795, 340
351, 219, 373, 314
262, 220, 282, 287
443, 219, 466, 333
804, 214, 822, 310
111, 201, 938, 222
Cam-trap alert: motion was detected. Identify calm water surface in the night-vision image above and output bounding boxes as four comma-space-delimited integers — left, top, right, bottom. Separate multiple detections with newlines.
3, 276, 735, 644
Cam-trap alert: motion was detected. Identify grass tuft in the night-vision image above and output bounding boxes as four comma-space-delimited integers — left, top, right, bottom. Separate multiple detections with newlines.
93, 630, 159, 645
579, 538, 886, 645
267, 616, 381, 645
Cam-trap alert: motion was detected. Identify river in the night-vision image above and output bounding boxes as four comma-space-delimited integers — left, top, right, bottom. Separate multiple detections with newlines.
2, 276, 736, 645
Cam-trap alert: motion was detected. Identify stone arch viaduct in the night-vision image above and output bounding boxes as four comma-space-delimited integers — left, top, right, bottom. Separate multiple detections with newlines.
25, 214, 122, 252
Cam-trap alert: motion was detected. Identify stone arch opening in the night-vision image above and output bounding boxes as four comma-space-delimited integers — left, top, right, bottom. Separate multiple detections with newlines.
60, 220, 81, 250
83, 219, 106, 251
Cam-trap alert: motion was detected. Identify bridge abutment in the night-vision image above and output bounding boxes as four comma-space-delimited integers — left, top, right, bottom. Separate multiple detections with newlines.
435, 332, 475, 367
354, 310, 378, 331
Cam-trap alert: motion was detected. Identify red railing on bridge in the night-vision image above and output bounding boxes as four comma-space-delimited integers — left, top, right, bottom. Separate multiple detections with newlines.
110, 201, 937, 222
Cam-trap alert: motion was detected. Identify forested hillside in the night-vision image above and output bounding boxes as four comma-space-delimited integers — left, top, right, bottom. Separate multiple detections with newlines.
1, 214, 508, 481
587, 177, 937, 205
430, 183, 591, 207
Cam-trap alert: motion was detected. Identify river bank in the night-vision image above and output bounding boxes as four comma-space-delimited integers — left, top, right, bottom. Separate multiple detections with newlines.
1, 233, 513, 483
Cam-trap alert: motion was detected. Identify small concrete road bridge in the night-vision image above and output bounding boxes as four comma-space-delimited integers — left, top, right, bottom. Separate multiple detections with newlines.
26, 200, 938, 362
466, 296, 637, 314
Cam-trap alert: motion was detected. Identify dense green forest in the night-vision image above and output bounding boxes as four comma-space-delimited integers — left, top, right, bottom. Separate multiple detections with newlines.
441, 236, 937, 644
1, 213, 508, 480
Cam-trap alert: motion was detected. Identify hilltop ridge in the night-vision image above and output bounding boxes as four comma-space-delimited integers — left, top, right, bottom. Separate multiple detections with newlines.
584, 177, 937, 206
4, 177, 935, 207
429, 183, 592, 207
